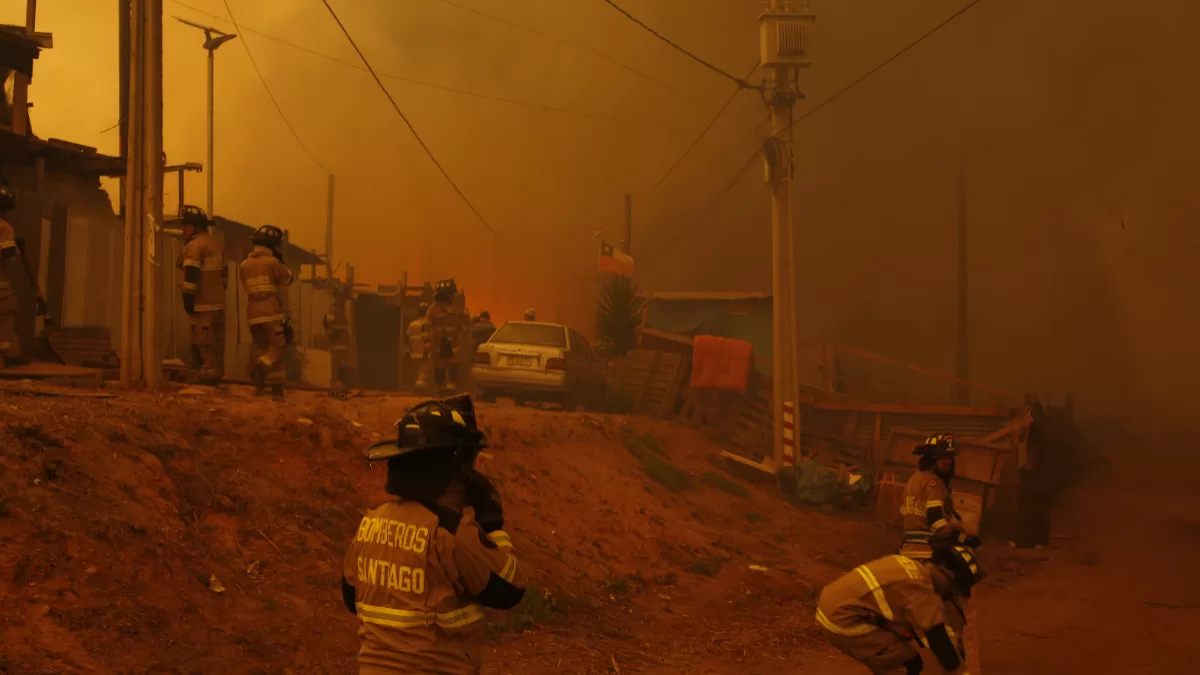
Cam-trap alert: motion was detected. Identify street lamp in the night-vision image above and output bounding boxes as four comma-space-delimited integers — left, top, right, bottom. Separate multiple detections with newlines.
174, 17, 237, 218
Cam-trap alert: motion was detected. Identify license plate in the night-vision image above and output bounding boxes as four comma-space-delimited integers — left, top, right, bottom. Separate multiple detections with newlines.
505, 354, 534, 367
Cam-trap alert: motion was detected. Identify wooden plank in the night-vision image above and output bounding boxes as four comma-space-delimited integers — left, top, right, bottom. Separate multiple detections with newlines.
807, 399, 1012, 416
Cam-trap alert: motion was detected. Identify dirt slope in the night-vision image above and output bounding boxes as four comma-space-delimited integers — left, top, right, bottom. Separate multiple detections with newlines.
0, 387, 887, 674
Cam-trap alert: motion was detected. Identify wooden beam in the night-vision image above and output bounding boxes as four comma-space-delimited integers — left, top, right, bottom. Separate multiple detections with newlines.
806, 399, 1012, 416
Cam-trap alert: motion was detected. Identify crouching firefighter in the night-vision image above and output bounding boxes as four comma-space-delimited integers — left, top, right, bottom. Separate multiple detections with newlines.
815, 544, 984, 674
343, 394, 526, 674
178, 206, 226, 384
239, 225, 293, 397
900, 434, 980, 559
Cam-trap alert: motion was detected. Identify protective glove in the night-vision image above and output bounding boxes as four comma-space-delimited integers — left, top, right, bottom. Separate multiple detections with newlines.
183, 295, 196, 315
962, 534, 982, 549
461, 468, 504, 533
34, 297, 47, 317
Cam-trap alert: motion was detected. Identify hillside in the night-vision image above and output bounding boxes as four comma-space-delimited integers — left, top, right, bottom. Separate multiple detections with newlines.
0, 387, 889, 674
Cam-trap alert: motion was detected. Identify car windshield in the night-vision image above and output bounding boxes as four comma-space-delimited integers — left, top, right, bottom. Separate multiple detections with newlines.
491, 323, 567, 348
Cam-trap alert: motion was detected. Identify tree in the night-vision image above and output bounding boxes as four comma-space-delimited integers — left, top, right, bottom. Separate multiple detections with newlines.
596, 274, 645, 358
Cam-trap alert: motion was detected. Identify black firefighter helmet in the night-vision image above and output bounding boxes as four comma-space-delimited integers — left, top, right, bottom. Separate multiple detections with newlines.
0, 185, 15, 214
913, 433, 958, 458
433, 278, 457, 304
251, 224, 284, 248
180, 205, 211, 230
366, 394, 487, 464
931, 543, 986, 597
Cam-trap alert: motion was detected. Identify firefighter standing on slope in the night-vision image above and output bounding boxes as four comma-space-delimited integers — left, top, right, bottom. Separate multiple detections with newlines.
343, 394, 526, 674
900, 434, 980, 559
178, 206, 226, 384
239, 225, 293, 397
815, 543, 984, 674
425, 280, 465, 394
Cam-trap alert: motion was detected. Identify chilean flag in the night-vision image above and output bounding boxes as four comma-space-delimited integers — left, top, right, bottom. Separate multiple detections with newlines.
599, 241, 635, 276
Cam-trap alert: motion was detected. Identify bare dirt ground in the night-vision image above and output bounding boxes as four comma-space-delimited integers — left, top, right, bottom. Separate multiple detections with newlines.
0, 385, 1195, 674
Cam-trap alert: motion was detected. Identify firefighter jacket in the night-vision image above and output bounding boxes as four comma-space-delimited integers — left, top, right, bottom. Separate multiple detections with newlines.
0, 217, 16, 293
180, 231, 226, 312
817, 554, 951, 642
239, 246, 293, 326
407, 317, 431, 360
900, 468, 966, 558
342, 500, 526, 675
425, 303, 464, 354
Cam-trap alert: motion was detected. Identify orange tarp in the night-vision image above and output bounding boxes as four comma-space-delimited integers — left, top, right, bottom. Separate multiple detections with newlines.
689, 335, 752, 393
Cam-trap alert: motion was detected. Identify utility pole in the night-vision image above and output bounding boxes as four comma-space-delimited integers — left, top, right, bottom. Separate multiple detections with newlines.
955, 144, 970, 405
119, 0, 130, 216
759, 0, 813, 473
174, 17, 237, 217
9, 0, 36, 136
623, 194, 633, 255
325, 174, 335, 278
121, 0, 165, 387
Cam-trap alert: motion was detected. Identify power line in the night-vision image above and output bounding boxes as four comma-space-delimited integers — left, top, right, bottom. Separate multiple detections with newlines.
436, 0, 692, 103
600, 0, 754, 90
655, 0, 987, 249
319, 0, 505, 242
172, 0, 679, 129
780, 0, 985, 136
223, 0, 330, 173
643, 61, 760, 197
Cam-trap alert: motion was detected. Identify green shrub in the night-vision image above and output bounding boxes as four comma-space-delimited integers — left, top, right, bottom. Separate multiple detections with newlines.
624, 438, 690, 491
700, 471, 750, 498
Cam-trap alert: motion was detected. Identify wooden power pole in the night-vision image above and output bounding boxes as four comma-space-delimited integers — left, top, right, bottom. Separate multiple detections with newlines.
955, 145, 969, 405
623, 194, 632, 255
121, 0, 164, 387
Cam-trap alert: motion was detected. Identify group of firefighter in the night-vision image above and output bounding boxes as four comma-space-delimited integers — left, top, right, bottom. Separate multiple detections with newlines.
340, 382, 982, 674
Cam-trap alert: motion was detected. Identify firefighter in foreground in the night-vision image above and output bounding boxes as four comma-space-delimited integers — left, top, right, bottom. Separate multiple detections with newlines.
425, 280, 465, 394
239, 225, 293, 396
816, 543, 984, 674
900, 434, 980, 559
343, 394, 525, 674
178, 206, 226, 384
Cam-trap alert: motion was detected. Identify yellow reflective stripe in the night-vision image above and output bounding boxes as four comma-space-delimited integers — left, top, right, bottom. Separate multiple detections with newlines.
194, 304, 224, 312
931, 519, 949, 531
181, 282, 198, 292
487, 530, 513, 549
182, 259, 202, 268
200, 264, 224, 271
854, 565, 894, 621
248, 314, 284, 325
355, 602, 486, 630
0, 241, 16, 249
0, 282, 9, 289
925, 500, 944, 509
815, 608, 877, 636
246, 285, 276, 293
436, 604, 485, 629
499, 556, 518, 583
892, 555, 923, 580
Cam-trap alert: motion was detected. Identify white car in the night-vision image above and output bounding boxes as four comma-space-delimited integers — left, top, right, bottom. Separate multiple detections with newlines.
471, 321, 607, 409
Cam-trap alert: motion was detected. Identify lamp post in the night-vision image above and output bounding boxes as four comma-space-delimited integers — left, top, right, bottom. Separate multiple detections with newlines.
173, 17, 237, 217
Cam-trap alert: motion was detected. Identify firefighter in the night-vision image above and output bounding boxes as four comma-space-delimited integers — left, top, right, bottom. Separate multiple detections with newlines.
470, 311, 496, 346
408, 302, 432, 391
178, 205, 226, 384
239, 225, 293, 397
815, 544, 984, 674
426, 280, 465, 394
900, 434, 980, 559
344, 394, 526, 674
0, 186, 22, 366
522, 308, 536, 321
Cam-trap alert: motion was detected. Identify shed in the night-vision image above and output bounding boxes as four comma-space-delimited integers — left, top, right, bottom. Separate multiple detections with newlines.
642, 292, 773, 374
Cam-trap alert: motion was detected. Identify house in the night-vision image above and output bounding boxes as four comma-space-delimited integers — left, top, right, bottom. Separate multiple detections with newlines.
0, 25, 126, 360
641, 292, 775, 374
